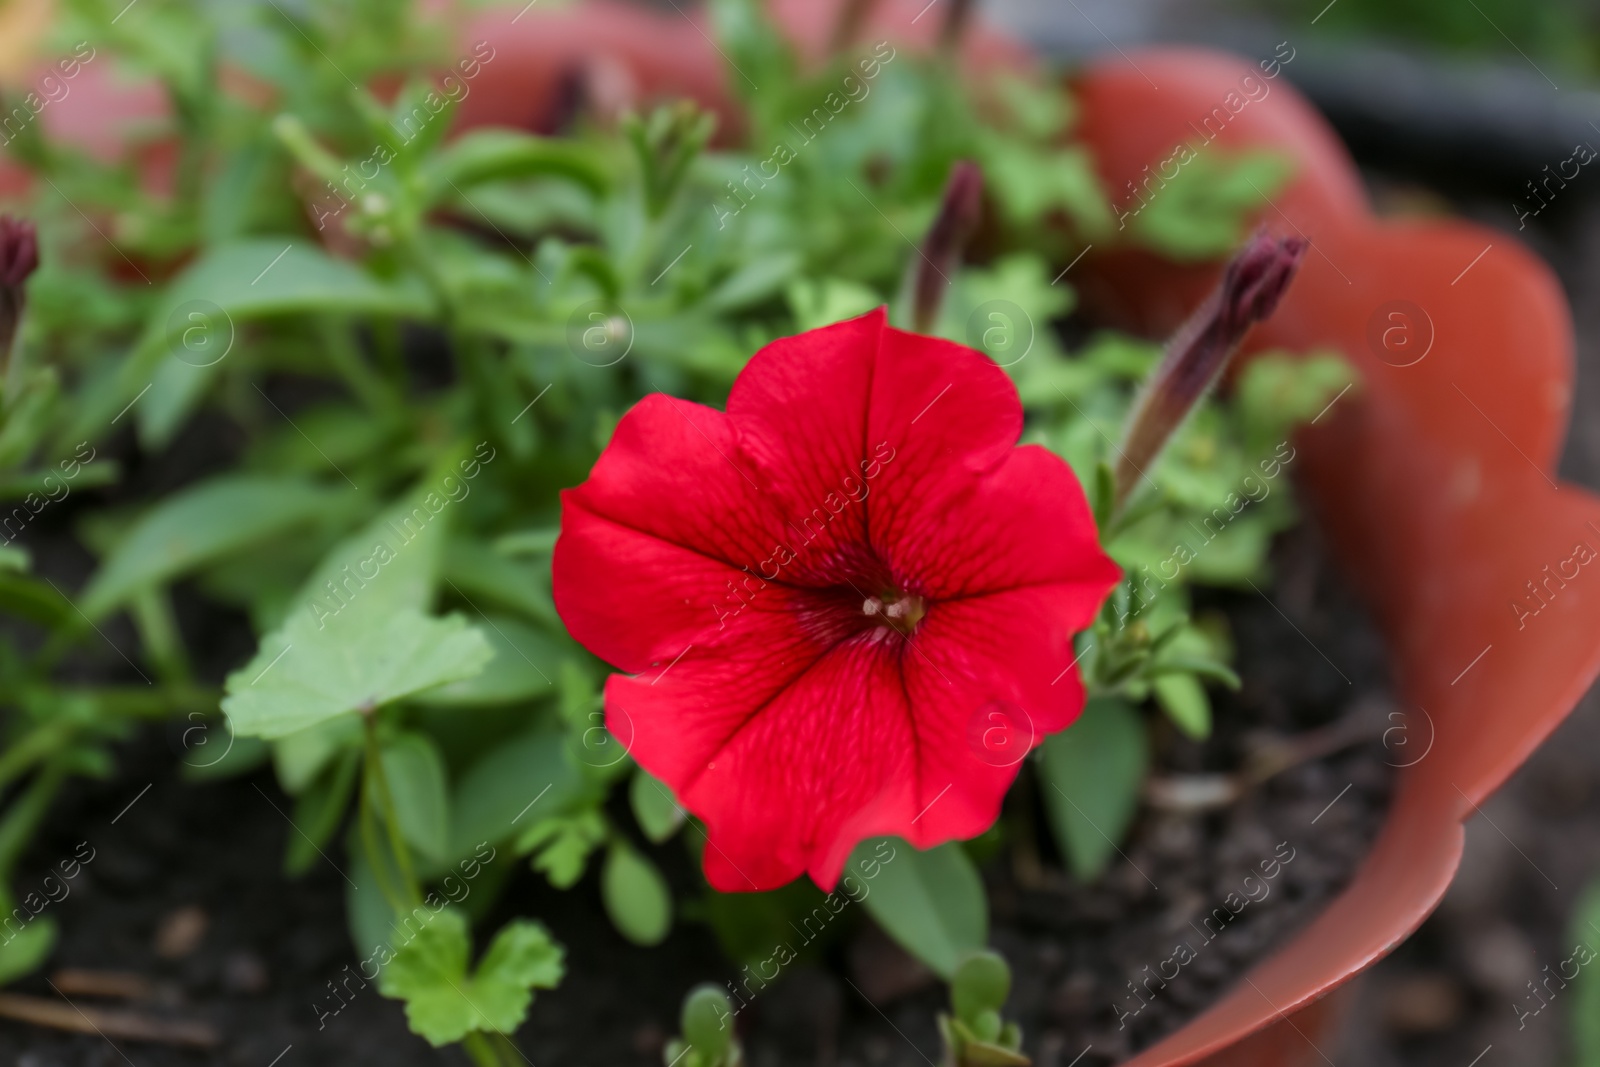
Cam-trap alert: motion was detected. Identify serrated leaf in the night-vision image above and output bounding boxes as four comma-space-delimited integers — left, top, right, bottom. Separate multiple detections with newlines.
516, 810, 606, 889
413, 613, 560, 707
292, 487, 452, 628
1126, 150, 1294, 262
1040, 696, 1148, 882
380, 908, 564, 1045
222, 609, 492, 739
601, 843, 671, 946
852, 837, 986, 978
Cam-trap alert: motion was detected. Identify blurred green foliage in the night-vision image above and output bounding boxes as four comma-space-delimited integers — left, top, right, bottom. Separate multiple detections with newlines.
0, 0, 1350, 1058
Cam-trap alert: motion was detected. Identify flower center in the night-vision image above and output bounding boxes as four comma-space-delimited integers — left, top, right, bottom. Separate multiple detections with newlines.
862, 591, 926, 636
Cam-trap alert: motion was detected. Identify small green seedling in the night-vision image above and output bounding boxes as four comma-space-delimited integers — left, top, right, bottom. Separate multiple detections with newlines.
938, 950, 1029, 1067
664, 983, 743, 1067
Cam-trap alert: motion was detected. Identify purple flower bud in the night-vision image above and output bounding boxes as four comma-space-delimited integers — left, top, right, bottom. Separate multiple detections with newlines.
0, 215, 37, 365
938, 0, 976, 51
909, 160, 983, 333
0, 216, 38, 289
1112, 229, 1307, 512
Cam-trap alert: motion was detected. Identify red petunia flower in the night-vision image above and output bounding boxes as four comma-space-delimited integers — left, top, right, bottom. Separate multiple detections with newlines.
551, 308, 1121, 891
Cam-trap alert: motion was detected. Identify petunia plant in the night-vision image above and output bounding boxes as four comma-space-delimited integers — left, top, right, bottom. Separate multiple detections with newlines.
0, 0, 1352, 1062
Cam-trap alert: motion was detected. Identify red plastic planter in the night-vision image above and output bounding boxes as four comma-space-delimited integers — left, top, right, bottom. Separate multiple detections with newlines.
1073, 49, 1600, 1066
9, 5, 1599, 1064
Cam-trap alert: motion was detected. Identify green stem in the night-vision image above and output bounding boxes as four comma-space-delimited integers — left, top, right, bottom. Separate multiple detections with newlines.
321, 317, 400, 417
0, 764, 67, 878
490, 1033, 524, 1063
131, 587, 190, 683
461, 1032, 502, 1067
0, 722, 70, 795
358, 758, 408, 918
364, 717, 422, 909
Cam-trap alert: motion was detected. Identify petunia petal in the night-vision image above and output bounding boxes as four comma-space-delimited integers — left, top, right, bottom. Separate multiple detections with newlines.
877, 444, 1121, 600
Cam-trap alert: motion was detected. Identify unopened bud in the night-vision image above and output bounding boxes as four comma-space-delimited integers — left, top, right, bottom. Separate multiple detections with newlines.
938, 0, 976, 52
0, 215, 38, 365
1112, 229, 1307, 512
908, 160, 983, 333
0, 216, 38, 289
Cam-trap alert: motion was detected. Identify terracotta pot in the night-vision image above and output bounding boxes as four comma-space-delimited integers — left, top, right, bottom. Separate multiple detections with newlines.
8, 5, 1595, 1064
1072, 48, 1599, 1066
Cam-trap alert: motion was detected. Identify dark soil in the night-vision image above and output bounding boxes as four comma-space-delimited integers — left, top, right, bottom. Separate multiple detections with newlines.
0, 510, 1396, 1066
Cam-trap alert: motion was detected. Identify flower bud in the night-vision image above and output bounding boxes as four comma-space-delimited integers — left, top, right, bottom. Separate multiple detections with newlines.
938, 0, 976, 52
0, 216, 38, 289
0, 215, 38, 364
909, 160, 983, 333
1112, 229, 1306, 512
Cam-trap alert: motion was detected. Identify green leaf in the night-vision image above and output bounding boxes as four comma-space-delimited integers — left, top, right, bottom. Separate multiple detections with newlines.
441, 538, 561, 630
180, 731, 270, 783
1126, 150, 1294, 262
516, 810, 607, 889
951, 950, 1011, 1022
0, 571, 72, 627
380, 907, 564, 1045
125, 240, 435, 447
470, 918, 565, 1027
1153, 672, 1212, 740
1150, 655, 1240, 690
629, 768, 685, 844
290, 486, 453, 629
0, 912, 55, 984
705, 0, 794, 105
273, 716, 363, 795
681, 983, 736, 1062
601, 842, 672, 946
787, 278, 883, 332
224, 477, 492, 739
983, 138, 1113, 237
221, 609, 493, 739
1040, 696, 1149, 882
1571, 879, 1600, 1066
422, 129, 607, 203
852, 837, 986, 978
380, 733, 451, 863
705, 251, 803, 313
284, 747, 360, 876
412, 613, 560, 707
80, 475, 346, 618
448, 729, 580, 856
